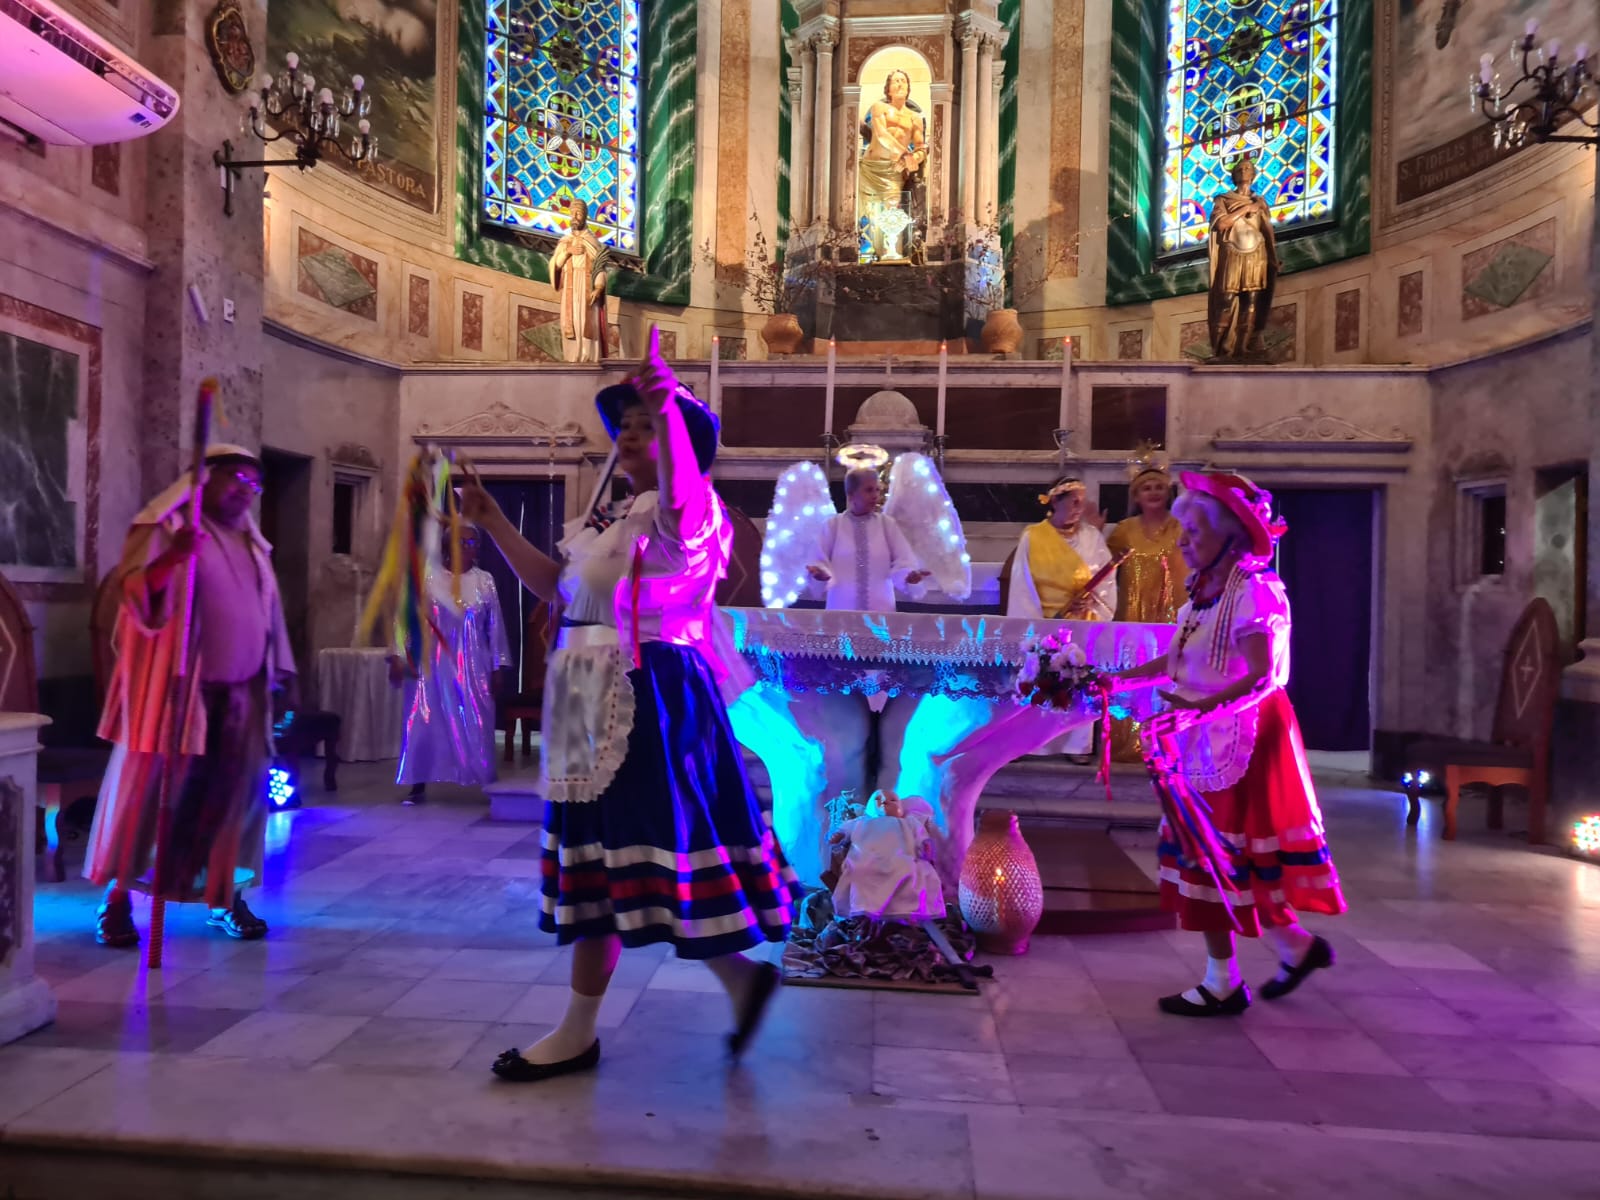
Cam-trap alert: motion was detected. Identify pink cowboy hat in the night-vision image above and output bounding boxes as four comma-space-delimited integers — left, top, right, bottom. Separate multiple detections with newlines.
1178, 471, 1286, 559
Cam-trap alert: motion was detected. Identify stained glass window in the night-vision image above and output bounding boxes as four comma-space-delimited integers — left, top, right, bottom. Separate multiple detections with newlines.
484, 0, 642, 254
1160, 1, 1338, 253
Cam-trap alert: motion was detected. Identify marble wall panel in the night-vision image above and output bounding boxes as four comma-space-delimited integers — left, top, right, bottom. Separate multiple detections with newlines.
515, 305, 560, 363
1460, 218, 1558, 321
0, 295, 101, 600
1397, 270, 1425, 338
461, 292, 484, 352
1334, 288, 1362, 352
296, 229, 379, 321
407, 275, 431, 338
1116, 329, 1144, 360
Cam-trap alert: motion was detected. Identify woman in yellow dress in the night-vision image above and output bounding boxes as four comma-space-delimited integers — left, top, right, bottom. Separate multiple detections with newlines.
1107, 448, 1185, 761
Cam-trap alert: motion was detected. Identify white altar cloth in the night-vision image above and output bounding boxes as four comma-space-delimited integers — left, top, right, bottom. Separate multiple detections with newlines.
316, 649, 406, 763
720, 608, 1174, 888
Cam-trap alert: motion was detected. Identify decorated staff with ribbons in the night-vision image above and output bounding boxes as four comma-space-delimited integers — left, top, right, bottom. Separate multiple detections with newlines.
1112, 472, 1344, 1018
1006, 474, 1117, 762
87, 428, 295, 950
462, 329, 802, 1084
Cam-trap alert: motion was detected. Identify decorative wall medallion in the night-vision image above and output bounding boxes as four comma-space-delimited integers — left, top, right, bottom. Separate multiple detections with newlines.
414, 403, 586, 447
206, 1, 255, 96
1212, 404, 1413, 453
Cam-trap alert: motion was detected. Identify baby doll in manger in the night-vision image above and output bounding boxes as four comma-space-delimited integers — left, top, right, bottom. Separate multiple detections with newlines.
829, 790, 946, 922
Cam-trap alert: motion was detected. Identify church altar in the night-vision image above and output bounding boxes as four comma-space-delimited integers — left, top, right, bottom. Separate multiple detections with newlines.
720, 608, 1174, 889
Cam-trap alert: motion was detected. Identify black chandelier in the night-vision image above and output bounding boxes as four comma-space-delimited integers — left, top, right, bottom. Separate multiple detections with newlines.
1472, 18, 1598, 149
214, 52, 379, 216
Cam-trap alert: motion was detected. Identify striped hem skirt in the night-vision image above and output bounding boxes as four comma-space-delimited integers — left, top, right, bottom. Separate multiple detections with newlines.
539, 640, 803, 959
1157, 689, 1347, 936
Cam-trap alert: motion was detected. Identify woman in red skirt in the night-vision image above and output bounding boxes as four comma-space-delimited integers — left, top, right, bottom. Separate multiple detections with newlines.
1115, 471, 1345, 1017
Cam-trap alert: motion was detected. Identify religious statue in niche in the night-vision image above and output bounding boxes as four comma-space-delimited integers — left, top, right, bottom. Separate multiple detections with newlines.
550, 198, 610, 363
1206, 156, 1280, 361
857, 69, 928, 264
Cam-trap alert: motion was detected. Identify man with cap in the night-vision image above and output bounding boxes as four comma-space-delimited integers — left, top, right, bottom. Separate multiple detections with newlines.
86, 445, 296, 946
1005, 474, 1117, 761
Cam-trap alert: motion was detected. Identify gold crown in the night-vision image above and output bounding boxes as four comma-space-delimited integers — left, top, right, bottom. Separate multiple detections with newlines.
1125, 442, 1169, 484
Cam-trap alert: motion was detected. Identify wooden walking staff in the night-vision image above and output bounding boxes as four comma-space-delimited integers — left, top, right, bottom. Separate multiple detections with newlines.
146, 379, 216, 968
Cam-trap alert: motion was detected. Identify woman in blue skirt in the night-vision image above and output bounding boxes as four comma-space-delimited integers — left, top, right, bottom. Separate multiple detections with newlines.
463, 330, 801, 1082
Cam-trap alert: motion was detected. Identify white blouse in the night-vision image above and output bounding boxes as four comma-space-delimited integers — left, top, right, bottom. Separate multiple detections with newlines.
1163, 571, 1292, 792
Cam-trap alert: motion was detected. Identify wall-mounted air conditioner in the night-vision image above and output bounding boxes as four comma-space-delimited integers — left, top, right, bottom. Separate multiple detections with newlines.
0, 0, 179, 146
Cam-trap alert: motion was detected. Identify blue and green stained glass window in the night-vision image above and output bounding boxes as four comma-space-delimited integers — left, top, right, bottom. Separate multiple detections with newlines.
1160, 1, 1338, 253
484, 0, 642, 253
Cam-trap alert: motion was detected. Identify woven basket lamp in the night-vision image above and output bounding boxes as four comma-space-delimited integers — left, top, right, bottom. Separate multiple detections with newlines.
958, 810, 1044, 955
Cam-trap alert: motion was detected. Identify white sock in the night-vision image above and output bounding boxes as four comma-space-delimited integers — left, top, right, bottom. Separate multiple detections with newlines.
522, 990, 603, 1065
703, 952, 760, 1021
1261, 924, 1315, 966
1182, 955, 1242, 1005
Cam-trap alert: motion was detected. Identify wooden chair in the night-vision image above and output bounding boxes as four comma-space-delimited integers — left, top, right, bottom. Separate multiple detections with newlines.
0, 570, 111, 882
1404, 597, 1562, 843
497, 602, 553, 764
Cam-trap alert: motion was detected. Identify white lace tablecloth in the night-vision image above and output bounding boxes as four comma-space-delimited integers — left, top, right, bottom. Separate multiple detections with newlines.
317, 648, 405, 762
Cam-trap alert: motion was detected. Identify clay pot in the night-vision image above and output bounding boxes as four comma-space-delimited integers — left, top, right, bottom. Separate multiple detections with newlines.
980, 308, 1023, 355
958, 810, 1044, 955
760, 312, 805, 356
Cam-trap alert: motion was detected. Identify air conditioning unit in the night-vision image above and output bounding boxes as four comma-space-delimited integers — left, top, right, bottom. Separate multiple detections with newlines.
0, 0, 179, 146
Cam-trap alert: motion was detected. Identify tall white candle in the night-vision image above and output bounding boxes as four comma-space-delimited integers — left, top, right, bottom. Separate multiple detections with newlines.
935, 340, 948, 437
824, 337, 837, 437
709, 336, 720, 414
1059, 336, 1073, 424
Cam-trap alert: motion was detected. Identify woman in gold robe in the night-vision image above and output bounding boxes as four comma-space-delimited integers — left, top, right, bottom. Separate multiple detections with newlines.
1107, 448, 1185, 761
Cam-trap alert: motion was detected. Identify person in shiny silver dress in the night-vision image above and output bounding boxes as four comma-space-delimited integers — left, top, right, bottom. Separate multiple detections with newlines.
390, 523, 511, 803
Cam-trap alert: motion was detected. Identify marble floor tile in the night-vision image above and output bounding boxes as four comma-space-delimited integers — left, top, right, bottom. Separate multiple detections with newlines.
427, 947, 563, 982
994, 1009, 1133, 1061
502, 984, 641, 1028
1368, 1032, 1551, 1082
382, 978, 528, 1023
191, 1012, 371, 1066
266, 972, 421, 1017
315, 1016, 488, 1072
873, 1045, 1016, 1105
1242, 1025, 1409, 1076
986, 970, 1108, 1018
47, 960, 199, 1005
332, 946, 457, 979
152, 968, 312, 1011
1358, 939, 1493, 972
645, 955, 729, 993
1328, 992, 1478, 1037
1282, 1070, 1479, 1134
0, 1047, 113, 1123
1006, 1053, 1160, 1113
13, 1001, 251, 1054
1426, 1077, 1600, 1140
1141, 1061, 1319, 1123
874, 992, 1001, 1053
1116, 1015, 1274, 1069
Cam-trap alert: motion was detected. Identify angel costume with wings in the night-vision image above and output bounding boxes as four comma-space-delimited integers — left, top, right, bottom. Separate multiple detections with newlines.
760, 453, 972, 610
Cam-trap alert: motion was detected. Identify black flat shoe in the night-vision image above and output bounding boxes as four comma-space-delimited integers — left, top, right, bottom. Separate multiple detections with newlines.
1158, 983, 1252, 1017
728, 961, 781, 1061
491, 1040, 600, 1083
1260, 935, 1335, 1001
95, 899, 139, 948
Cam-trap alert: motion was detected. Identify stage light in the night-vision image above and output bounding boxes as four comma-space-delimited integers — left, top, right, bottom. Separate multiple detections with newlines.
1573, 815, 1600, 860
267, 760, 299, 810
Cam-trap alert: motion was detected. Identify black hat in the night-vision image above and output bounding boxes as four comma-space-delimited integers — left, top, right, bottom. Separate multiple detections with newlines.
595, 380, 719, 473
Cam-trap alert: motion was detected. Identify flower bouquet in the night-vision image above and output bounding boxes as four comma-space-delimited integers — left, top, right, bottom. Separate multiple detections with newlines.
1014, 631, 1129, 799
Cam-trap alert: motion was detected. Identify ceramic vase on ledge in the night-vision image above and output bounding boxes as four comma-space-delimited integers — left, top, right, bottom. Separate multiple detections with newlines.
958, 810, 1044, 955
761, 313, 805, 356
980, 308, 1022, 355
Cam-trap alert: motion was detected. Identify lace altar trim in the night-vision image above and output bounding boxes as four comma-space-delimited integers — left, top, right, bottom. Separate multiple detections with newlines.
539, 642, 638, 805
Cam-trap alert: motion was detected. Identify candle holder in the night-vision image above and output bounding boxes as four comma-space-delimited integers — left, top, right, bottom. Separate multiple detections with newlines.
1471, 20, 1599, 148
932, 432, 949, 476
1052, 427, 1076, 474
819, 432, 841, 479
214, 51, 380, 216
